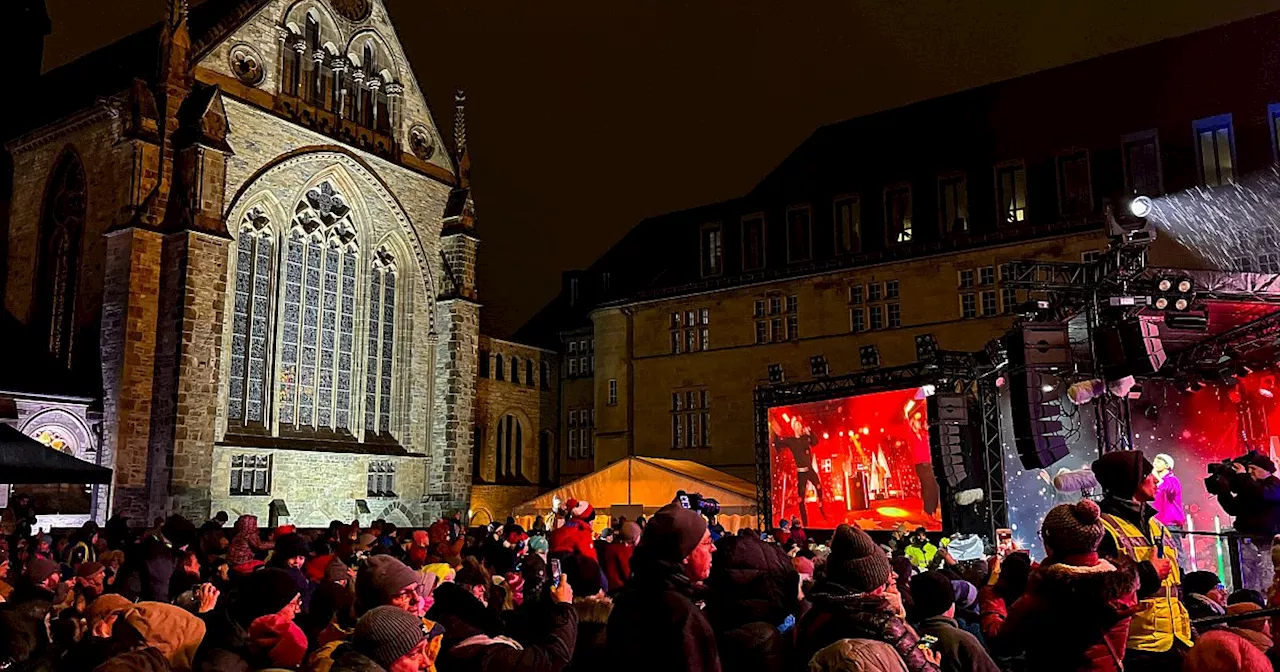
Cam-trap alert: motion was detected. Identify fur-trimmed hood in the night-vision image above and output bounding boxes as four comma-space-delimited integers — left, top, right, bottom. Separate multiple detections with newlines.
1028, 556, 1140, 609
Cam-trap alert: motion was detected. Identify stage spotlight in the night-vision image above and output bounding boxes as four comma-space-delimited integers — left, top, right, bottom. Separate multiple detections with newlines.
767, 363, 785, 383
1177, 278, 1193, 293
915, 333, 939, 362
1154, 297, 1169, 309
859, 345, 881, 369
810, 355, 829, 377
995, 375, 1006, 388
1128, 195, 1153, 218
1145, 404, 1159, 420
1261, 375, 1276, 399
921, 384, 937, 397
1041, 383, 1055, 393
1157, 279, 1173, 292
1174, 298, 1189, 311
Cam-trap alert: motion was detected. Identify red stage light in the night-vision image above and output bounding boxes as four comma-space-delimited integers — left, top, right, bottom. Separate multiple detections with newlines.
822, 432, 830, 439
1229, 389, 1243, 404
996, 376, 1006, 388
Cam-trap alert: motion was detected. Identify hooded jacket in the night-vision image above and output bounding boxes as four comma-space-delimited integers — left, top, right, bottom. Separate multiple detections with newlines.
705, 535, 801, 672
429, 582, 577, 672
119, 602, 208, 672
979, 555, 1140, 672
226, 516, 273, 568
606, 554, 721, 672
796, 582, 938, 672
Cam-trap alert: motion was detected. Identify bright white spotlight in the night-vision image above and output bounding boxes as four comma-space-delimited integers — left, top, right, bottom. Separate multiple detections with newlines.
1154, 297, 1169, 310
1157, 279, 1172, 292
1174, 298, 1189, 311
1041, 383, 1055, 393
921, 384, 936, 397
1177, 279, 1193, 293
1128, 195, 1153, 218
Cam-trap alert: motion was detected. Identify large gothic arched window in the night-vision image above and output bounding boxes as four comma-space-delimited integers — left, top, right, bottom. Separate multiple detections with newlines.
228, 208, 274, 428
365, 246, 397, 436
279, 182, 360, 434
34, 150, 86, 366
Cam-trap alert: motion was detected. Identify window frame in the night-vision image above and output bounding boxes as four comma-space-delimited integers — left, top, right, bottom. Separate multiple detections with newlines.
1055, 149, 1093, 218
937, 172, 968, 234
785, 204, 814, 263
994, 160, 1028, 225
230, 454, 272, 497
1121, 129, 1164, 197
607, 379, 618, 406
700, 223, 724, 278
1269, 104, 1280, 165
833, 194, 861, 255
1193, 114, 1237, 187
883, 183, 913, 245
741, 213, 767, 271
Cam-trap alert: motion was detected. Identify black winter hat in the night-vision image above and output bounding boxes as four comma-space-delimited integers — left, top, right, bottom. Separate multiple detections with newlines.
563, 554, 604, 598
357, 556, 420, 609
638, 503, 708, 563
161, 514, 197, 551
910, 571, 956, 619
826, 524, 891, 593
353, 605, 426, 669
233, 568, 300, 626
274, 533, 310, 560
1091, 451, 1153, 498
1183, 570, 1223, 597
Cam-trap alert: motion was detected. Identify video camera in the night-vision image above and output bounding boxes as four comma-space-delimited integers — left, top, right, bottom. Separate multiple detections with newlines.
675, 490, 721, 520
1205, 455, 1248, 496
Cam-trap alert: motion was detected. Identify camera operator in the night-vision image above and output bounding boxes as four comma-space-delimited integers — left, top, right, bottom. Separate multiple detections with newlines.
1209, 451, 1280, 537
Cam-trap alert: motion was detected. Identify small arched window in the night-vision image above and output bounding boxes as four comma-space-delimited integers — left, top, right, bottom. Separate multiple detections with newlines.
496, 414, 524, 481
526, 360, 535, 387
511, 356, 520, 384
360, 44, 376, 128
495, 354, 504, 381
34, 150, 86, 367
304, 14, 322, 103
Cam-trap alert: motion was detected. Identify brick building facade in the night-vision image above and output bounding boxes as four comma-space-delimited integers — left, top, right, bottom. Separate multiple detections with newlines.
3, 0, 478, 527
516, 12, 1280, 482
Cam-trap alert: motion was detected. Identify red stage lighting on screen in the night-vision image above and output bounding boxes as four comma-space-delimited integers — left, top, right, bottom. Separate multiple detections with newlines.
1260, 375, 1276, 399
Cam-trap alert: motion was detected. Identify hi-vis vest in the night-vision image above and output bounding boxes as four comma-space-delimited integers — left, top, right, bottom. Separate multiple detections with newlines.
1100, 512, 1193, 652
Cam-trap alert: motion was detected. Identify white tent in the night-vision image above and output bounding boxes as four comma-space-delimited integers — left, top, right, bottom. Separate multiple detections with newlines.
512, 457, 758, 529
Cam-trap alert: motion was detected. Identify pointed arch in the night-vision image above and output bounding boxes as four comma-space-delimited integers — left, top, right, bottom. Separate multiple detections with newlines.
493, 409, 533, 483
226, 192, 286, 430
33, 147, 86, 366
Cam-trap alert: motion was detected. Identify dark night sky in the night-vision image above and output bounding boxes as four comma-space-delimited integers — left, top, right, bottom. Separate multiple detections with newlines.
43, 0, 1280, 336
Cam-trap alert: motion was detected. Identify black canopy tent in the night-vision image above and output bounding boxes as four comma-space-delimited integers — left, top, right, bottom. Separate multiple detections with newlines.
0, 424, 111, 484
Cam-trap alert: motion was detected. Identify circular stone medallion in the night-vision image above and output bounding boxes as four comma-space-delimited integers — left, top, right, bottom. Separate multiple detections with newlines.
229, 44, 265, 86
329, 0, 372, 22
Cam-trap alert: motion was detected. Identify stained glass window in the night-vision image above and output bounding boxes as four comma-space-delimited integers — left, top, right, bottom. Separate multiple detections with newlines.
35, 151, 86, 366
366, 246, 397, 437
228, 208, 273, 428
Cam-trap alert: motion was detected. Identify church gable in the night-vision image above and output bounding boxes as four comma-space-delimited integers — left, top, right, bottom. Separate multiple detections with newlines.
195, 0, 452, 175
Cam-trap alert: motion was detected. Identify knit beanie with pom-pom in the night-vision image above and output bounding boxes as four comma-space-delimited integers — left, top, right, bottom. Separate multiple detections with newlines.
1041, 499, 1105, 557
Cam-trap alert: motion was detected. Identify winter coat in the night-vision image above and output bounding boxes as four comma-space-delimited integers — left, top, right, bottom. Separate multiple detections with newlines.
119, 537, 181, 603
1217, 473, 1280, 536
564, 596, 611, 672
92, 647, 172, 672
808, 638, 910, 672
979, 556, 1139, 672
226, 516, 272, 568
193, 608, 255, 672
328, 648, 390, 672
429, 582, 578, 672
705, 535, 801, 672
914, 616, 1000, 672
606, 558, 721, 672
796, 582, 938, 672
547, 519, 597, 562
118, 601, 208, 672
599, 542, 634, 594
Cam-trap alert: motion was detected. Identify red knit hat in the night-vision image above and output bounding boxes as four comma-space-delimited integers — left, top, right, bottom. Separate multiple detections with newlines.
565, 499, 596, 520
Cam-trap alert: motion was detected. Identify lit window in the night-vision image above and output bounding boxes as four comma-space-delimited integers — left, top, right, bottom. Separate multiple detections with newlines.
701, 224, 724, 277
834, 195, 861, 254
230, 455, 271, 496
228, 207, 273, 428
995, 162, 1028, 224
608, 379, 618, 406
938, 174, 968, 234
884, 184, 913, 244
1195, 114, 1235, 187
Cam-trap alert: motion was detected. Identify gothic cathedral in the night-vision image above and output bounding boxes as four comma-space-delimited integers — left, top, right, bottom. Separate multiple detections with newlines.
2, 0, 479, 528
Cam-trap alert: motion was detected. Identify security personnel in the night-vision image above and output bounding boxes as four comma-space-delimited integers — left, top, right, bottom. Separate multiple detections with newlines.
1092, 450, 1192, 672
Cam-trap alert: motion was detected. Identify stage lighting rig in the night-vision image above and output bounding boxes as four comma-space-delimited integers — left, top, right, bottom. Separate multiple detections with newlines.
1106, 194, 1156, 247
915, 333, 939, 363
809, 355, 829, 377
859, 345, 881, 369
1152, 275, 1195, 312
767, 363, 785, 383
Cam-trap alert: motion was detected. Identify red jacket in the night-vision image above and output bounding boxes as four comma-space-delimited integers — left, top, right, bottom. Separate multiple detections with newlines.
600, 542, 635, 593
979, 556, 1139, 672
548, 519, 597, 561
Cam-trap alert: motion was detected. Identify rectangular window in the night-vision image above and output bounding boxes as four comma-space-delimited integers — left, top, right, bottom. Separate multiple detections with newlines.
981, 290, 998, 316
867, 282, 883, 302
569, 358, 579, 375
1122, 130, 1163, 197
1269, 104, 1280, 165
938, 174, 968, 234
769, 296, 782, 315
366, 460, 396, 497
701, 224, 724, 277
742, 215, 766, 271
670, 331, 681, 354
569, 429, 578, 458
978, 266, 995, 286
686, 413, 697, 447
870, 305, 884, 330
848, 284, 863, 305
834, 195, 861, 254
771, 318, 783, 342
1002, 287, 1018, 314
672, 415, 683, 449
851, 308, 864, 333
1195, 114, 1235, 187
1082, 250, 1102, 264
685, 329, 696, 352
885, 280, 899, 300
786, 206, 813, 262
959, 269, 974, 289
569, 410, 578, 426
887, 303, 901, 328
569, 341, 579, 355
1057, 150, 1092, 217
700, 308, 709, 325
700, 411, 710, 447
786, 295, 798, 313
700, 328, 709, 350
608, 379, 618, 406
478, 351, 490, 378
672, 392, 683, 411
754, 300, 766, 318
995, 162, 1028, 224
961, 293, 977, 319
230, 455, 271, 496
884, 184, 913, 244
786, 315, 798, 340
755, 321, 768, 344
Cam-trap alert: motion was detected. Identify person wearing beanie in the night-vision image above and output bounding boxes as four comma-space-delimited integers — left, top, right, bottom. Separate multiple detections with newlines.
324, 605, 442, 672
1182, 570, 1228, 621
76, 561, 107, 600
796, 524, 939, 672
429, 556, 577, 672
194, 567, 302, 671
978, 498, 1141, 672
548, 499, 598, 562
1215, 449, 1280, 539
357, 555, 424, 616
268, 532, 315, 613
1091, 450, 1192, 669
910, 571, 999, 672
6, 556, 61, 624
607, 502, 720, 672
600, 521, 640, 595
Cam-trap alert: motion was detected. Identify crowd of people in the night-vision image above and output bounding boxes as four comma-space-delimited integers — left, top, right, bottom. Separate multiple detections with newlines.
0, 449, 1278, 672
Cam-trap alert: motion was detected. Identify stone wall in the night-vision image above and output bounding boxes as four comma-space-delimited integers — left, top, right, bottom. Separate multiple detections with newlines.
469, 484, 540, 525
474, 336, 560, 484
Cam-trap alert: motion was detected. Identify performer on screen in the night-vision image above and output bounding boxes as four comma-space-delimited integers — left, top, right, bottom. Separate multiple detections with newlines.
906, 400, 940, 521
774, 415, 827, 526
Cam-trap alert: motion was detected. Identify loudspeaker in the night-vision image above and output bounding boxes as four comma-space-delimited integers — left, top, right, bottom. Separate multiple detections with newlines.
928, 394, 969, 487
1096, 319, 1165, 379
1009, 324, 1070, 469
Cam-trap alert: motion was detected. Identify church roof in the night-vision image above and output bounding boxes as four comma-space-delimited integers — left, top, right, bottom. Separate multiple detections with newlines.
21, 0, 271, 139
